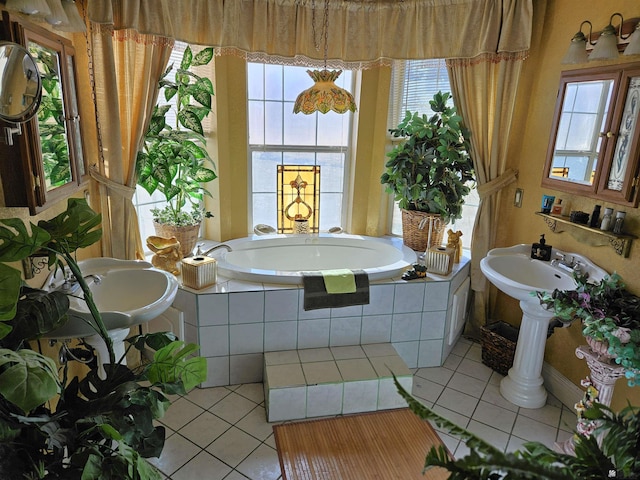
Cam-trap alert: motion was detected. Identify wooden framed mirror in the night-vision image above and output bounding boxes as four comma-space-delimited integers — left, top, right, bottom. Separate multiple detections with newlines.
543, 62, 640, 207
0, 13, 86, 214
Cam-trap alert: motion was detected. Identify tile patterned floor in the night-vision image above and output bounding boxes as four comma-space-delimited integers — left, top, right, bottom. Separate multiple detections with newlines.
151, 337, 577, 479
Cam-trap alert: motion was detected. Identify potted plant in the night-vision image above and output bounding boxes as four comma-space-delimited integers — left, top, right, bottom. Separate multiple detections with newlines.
381, 91, 475, 251
0, 198, 206, 478
536, 273, 640, 387
136, 45, 217, 258
395, 377, 640, 479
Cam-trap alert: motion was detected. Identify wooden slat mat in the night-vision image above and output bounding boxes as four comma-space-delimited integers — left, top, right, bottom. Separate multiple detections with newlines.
273, 408, 451, 479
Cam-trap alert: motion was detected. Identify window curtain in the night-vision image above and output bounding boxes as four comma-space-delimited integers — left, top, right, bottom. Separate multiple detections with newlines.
88, 0, 532, 67
90, 25, 173, 259
446, 57, 523, 337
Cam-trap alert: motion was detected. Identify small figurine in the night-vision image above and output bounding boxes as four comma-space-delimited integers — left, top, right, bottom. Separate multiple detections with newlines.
402, 263, 427, 281
446, 229, 463, 263
146, 235, 182, 276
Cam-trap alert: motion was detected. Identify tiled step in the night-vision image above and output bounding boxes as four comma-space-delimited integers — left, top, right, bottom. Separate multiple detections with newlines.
264, 343, 413, 422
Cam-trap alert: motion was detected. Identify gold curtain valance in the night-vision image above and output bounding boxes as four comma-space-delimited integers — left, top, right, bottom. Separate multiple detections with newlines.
89, 0, 532, 68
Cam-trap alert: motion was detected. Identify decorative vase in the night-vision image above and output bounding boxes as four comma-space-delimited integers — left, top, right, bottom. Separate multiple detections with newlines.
153, 222, 200, 259
400, 209, 445, 251
585, 336, 614, 360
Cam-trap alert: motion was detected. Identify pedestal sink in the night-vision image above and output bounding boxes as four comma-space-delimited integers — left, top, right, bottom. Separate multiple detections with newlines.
45, 258, 179, 376
480, 245, 607, 408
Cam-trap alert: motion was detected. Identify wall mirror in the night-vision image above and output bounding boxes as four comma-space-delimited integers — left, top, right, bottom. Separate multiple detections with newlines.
0, 41, 41, 123
543, 62, 640, 207
0, 13, 86, 214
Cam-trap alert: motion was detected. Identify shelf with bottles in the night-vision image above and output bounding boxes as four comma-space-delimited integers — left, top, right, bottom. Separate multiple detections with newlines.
535, 212, 636, 257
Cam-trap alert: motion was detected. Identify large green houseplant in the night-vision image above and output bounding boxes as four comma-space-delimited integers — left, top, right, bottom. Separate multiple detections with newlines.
136, 45, 217, 257
0, 198, 206, 479
395, 377, 640, 480
381, 91, 474, 250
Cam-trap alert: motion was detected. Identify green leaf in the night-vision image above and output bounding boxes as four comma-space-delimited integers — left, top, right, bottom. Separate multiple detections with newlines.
0, 349, 59, 412
0, 218, 51, 262
180, 46, 193, 70
178, 109, 204, 135
192, 47, 214, 66
0, 263, 22, 323
145, 341, 207, 392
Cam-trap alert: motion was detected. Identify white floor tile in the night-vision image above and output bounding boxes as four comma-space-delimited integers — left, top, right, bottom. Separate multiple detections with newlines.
236, 444, 282, 480
184, 386, 232, 410
412, 375, 445, 404
447, 371, 487, 398
456, 358, 493, 382
160, 397, 206, 431
236, 406, 274, 441
480, 383, 519, 412
519, 403, 562, 428
436, 387, 479, 417
472, 400, 517, 434
178, 411, 232, 448
415, 366, 454, 386
148, 434, 200, 476
467, 420, 510, 451
171, 451, 231, 480
206, 426, 261, 467
512, 415, 558, 447
210, 392, 260, 424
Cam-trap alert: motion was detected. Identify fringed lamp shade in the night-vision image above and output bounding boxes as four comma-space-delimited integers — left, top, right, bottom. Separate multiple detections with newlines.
293, 69, 357, 115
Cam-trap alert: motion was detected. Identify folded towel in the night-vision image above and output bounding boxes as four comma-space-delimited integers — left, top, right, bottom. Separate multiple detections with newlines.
321, 269, 357, 294
303, 270, 370, 311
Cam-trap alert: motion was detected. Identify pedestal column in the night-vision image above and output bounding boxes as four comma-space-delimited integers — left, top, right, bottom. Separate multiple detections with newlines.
554, 345, 626, 454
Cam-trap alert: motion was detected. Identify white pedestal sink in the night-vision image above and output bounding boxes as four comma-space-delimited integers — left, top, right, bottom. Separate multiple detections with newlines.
45, 258, 179, 377
480, 245, 607, 408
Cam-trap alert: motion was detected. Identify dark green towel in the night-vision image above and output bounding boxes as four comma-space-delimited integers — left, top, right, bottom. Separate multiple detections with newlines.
302, 270, 370, 311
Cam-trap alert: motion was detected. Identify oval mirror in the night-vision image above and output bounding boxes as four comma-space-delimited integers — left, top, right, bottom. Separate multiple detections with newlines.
0, 41, 42, 123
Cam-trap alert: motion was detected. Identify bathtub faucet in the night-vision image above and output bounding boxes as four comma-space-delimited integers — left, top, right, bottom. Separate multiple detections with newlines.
196, 243, 233, 256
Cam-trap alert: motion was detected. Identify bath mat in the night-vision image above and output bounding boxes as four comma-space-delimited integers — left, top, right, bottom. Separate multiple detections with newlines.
302, 269, 369, 310
273, 408, 451, 479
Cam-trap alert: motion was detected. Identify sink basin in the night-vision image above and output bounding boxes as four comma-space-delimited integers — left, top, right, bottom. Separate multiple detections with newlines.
480, 244, 607, 302
44, 258, 179, 339
480, 244, 607, 409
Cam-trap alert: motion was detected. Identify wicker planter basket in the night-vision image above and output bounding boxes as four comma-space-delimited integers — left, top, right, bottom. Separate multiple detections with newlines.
480, 321, 519, 376
153, 222, 200, 258
400, 209, 445, 251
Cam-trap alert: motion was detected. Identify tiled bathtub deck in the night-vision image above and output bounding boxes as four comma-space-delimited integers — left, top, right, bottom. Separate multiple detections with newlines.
263, 343, 413, 421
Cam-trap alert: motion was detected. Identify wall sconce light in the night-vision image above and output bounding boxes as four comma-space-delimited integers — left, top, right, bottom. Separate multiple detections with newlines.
562, 21, 591, 64
562, 13, 640, 64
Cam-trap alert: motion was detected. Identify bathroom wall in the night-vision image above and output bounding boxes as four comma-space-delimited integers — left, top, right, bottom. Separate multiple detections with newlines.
496, 0, 640, 411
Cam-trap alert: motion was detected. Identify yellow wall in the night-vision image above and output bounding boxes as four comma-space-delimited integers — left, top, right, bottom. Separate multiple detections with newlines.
497, 0, 640, 411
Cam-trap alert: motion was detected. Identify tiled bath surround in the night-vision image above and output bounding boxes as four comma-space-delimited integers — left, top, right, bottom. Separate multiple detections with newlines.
172, 258, 471, 388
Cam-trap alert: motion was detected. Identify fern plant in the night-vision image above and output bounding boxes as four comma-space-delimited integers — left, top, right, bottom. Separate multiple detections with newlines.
395, 377, 640, 480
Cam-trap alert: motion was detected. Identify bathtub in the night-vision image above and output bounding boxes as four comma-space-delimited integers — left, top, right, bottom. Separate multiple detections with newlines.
209, 234, 416, 284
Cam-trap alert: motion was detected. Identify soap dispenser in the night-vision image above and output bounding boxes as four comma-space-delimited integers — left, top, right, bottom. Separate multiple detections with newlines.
531, 234, 552, 261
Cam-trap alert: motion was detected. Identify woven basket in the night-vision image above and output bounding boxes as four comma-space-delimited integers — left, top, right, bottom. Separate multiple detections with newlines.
153, 222, 200, 258
480, 321, 519, 376
400, 209, 445, 251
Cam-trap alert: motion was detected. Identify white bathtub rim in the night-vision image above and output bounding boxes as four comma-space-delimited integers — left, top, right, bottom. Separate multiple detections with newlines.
205, 234, 416, 285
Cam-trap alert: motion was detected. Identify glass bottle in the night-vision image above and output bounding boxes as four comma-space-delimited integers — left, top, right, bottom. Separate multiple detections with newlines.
600, 208, 614, 231
613, 211, 626, 234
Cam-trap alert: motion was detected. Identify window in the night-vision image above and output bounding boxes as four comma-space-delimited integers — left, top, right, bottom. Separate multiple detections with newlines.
247, 63, 354, 231
388, 59, 478, 250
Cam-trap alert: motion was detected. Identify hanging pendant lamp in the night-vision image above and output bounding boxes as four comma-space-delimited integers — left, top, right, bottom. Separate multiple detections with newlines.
293, 69, 356, 114
293, 0, 357, 115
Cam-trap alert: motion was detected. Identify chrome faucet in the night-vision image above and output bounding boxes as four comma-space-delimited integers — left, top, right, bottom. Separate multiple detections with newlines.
551, 253, 584, 274
195, 243, 233, 256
